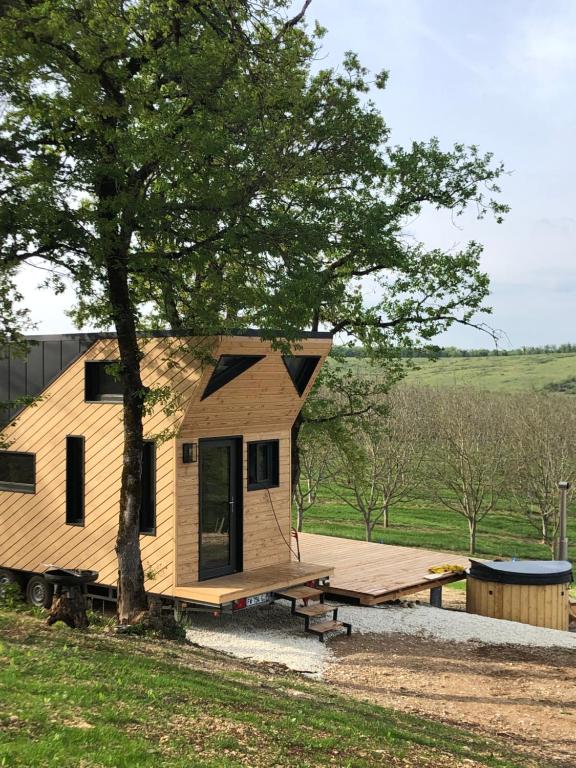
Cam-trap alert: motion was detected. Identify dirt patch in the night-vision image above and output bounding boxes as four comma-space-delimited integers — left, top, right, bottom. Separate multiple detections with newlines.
326, 630, 576, 767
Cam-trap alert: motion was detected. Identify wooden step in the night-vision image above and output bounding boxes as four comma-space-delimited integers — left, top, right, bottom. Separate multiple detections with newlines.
295, 603, 342, 618
306, 619, 352, 642
275, 586, 324, 601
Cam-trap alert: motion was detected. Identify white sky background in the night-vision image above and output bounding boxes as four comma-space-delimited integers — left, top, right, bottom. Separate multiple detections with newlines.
16, 0, 575, 348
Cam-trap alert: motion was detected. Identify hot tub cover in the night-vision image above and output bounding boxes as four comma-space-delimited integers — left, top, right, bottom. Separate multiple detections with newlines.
468, 559, 573, 586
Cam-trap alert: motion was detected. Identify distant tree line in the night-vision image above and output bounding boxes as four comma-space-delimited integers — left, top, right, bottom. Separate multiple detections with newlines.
334, 343, 576, 359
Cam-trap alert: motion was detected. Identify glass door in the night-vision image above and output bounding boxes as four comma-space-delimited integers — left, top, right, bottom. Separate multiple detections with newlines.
198, 438, 242, 580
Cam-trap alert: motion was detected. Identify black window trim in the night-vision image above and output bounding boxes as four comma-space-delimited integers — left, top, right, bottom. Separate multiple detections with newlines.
84, 360, 124, 403
282, 355, 321, 397
0, 450, 36, 494
201, 354, 265, 400
65, 435, 85, 527
139, 440, 157, 536
247, 439, 280, 491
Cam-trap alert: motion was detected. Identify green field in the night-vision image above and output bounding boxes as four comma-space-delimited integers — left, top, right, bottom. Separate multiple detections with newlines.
0, 609, 539, 768
340, 352, 576, 393
296, 486, 576, 563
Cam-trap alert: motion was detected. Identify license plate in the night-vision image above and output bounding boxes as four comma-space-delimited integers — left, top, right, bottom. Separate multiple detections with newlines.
246, 592, 273, 607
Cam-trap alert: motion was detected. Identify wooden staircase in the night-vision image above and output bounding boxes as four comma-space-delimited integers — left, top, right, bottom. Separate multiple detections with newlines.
275, 585, 352, 642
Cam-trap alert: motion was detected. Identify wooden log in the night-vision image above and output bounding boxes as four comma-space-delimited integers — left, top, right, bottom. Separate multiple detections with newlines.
46, 585, 89, 629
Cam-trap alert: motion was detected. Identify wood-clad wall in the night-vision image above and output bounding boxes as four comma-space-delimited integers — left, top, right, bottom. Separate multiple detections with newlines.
0, 337, 201, 595
175, 336, 331, 585
0, 333, 331, 596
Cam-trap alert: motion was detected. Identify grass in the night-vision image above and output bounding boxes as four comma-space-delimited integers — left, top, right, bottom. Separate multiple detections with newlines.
337, 352, 576, 393
0, 610, 546, 768
297, 485, 576, 562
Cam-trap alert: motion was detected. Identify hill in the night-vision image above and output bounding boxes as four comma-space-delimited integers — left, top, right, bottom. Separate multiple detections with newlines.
341, 352, 576, 393
0, 609, 533, 768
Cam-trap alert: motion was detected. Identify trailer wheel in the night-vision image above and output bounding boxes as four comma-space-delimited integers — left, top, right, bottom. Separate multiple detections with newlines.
26, 575, 54, 609
0, 568, 22, 600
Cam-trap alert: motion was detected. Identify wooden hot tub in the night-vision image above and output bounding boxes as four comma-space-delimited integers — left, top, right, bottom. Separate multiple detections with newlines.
466, 560, 573, 631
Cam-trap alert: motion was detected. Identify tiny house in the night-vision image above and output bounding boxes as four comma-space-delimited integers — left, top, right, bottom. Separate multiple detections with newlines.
0, 331, 333, 611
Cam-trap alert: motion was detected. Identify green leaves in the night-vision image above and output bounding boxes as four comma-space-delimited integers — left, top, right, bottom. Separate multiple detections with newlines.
0, 0, 507, 361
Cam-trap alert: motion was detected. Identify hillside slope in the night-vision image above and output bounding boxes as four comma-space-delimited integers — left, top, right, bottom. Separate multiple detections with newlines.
341, 352, 576, 393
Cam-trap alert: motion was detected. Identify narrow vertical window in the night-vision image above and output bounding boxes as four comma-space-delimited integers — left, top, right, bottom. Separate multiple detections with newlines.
66, 436, 84, 525
139, 441, 156, 535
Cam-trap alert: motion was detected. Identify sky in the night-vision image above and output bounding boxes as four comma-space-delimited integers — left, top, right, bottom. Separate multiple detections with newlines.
16, 0, 575, 349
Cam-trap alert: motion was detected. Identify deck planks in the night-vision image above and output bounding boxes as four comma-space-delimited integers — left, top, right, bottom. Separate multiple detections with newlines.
297, 533, 470, 605
172, 560, 333, 605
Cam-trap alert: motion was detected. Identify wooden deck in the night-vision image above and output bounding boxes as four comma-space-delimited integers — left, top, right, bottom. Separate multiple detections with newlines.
297, 533, 469, 605
173, 561, 333, 606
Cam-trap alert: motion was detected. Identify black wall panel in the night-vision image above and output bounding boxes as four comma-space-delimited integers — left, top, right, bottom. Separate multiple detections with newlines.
0, 337, 95, 427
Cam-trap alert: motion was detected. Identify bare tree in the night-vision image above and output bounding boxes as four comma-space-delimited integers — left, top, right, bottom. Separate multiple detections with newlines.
424, 388, 508, 554
329, 419, 393, 542
508, 393, 576, 551
375, 386, 425, 528
293, 425, 333, 532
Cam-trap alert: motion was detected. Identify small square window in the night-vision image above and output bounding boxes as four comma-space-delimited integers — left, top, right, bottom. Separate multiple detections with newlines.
247, 440, 279, 490
0, 451, 35, 493
85, 361, 123, 402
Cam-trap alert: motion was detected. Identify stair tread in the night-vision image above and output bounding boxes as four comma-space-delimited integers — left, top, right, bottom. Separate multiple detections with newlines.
295, 604, 342, 617
307, 620, 349, 634
275, 586, 324, 600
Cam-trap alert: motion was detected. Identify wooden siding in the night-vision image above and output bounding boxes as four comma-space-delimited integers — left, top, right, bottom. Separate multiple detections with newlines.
175, 337, 331, 586
467, 576, 570, 631
0, 337, 202, 595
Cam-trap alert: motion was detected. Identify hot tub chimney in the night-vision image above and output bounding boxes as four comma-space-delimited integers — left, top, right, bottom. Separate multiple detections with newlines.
557, 481, 571, 562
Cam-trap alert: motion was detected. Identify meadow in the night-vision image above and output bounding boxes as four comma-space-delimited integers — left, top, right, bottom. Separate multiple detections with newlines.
339, 351, 576, 393
295, 486, 576, 562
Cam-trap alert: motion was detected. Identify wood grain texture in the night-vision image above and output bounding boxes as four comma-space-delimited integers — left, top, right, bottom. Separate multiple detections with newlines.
0, 334, 331, 600
174, 337, 330, 586
0, 337, 201, 595
172, 560, 333, 605
467, 576, 570, 631
297, 533, 470, 605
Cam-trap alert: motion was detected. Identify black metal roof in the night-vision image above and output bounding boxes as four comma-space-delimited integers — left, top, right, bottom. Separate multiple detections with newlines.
0, 328, 331, 427
21, 328, 333, 341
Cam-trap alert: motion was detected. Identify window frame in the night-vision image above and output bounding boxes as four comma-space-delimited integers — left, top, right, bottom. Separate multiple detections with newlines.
0, 450, 36, 494
247, 440, 280, 491
65, 435, 85, 526
139, 440, 157, 536
84, 361, 124, 403
201, 355, 265, 400
282, 355, 321, 396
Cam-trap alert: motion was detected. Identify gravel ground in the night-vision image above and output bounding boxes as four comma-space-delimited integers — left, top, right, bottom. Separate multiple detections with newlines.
185, 599, 576, 677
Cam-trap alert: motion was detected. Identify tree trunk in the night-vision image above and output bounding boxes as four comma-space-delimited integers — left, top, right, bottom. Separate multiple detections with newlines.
468, 517, 477, 555
383, 503, 389, 529
105, 255, 149, 623
296, 503, 304, 533
46, 586, 89, 629
365, 520, 373, 542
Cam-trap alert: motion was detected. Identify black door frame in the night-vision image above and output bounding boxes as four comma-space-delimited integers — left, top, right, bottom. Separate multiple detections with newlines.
198, 436, 243, 581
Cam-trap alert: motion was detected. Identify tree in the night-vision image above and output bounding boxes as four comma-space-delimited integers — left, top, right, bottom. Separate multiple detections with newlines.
424, 388, 508, 554
328, 417, 392, 542
1, 1, 506, 619
373, 386, 425, 528
508, 393, 576, 550
293, 423, 333, 533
